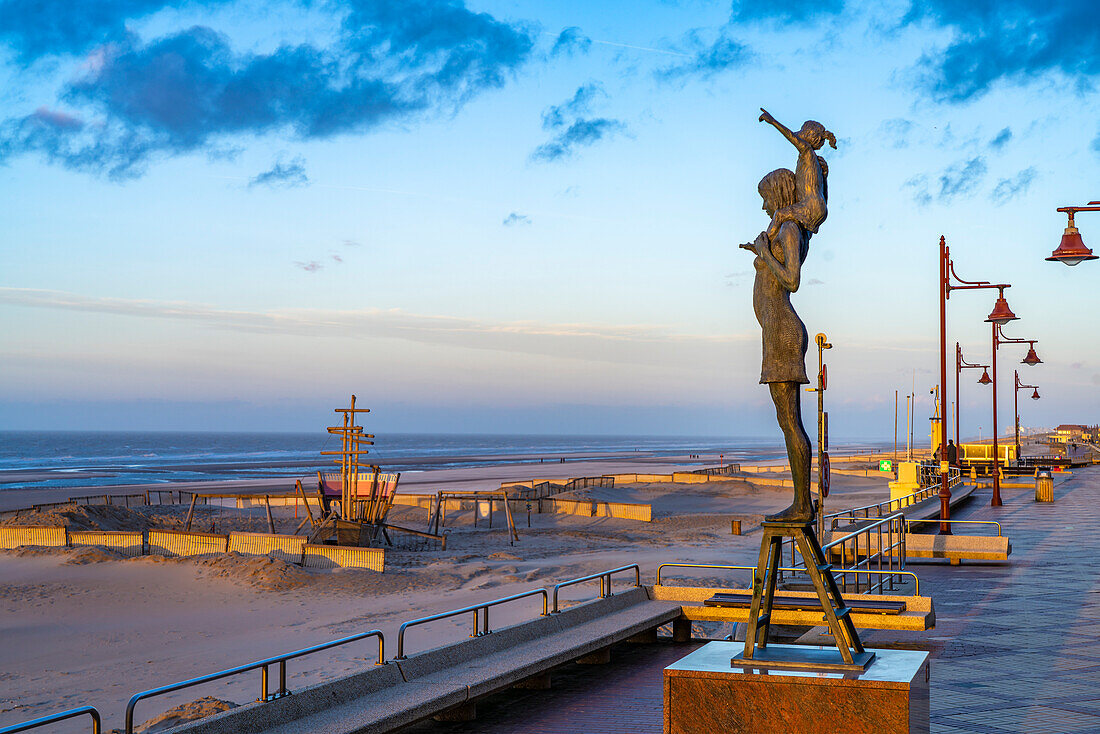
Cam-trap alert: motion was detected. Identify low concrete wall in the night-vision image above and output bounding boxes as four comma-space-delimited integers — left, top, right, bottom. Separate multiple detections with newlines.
69, 530, 144, 557
0, 526, 66, 549
228, 532, 306, 563
148, 529, 229, 557
302, 544, 384, 572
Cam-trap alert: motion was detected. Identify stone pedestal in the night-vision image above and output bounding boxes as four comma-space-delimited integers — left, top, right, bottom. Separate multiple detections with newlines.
664, 641, 929, 734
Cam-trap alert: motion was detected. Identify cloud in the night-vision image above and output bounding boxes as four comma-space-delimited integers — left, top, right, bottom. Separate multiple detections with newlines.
0, 0, 535, 178
343, 239, 362, 247
990, 166, 1037, 204
551, 27, 591, 56
903, 174, 932, 206
989, 127, 1012, 150
249, 156, 308, 188
806, 278, 825, 286
905, 0, 1100, 102
731, 0, 845, 24
502, 212, 531, 226
937, 156, 987, 202
530, 83, 626, 163
655, 31, 752, 81
1093, 128, 1100, 156
0, 287, 751, 365
294, 260, 322, 272
879, 118, 914, 149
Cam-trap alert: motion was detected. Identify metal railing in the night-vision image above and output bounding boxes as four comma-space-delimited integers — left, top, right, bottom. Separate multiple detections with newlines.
0, 706, 101, 734
819, 513, 907, 594
551, 564, 641, 613
906, 518, 1002, 536
395, 588, 549, 659
125, 630, 385, 733
655, 562, 922, 597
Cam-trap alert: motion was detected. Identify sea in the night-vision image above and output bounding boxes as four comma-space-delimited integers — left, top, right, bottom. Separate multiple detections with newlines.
0, 431, 895, 491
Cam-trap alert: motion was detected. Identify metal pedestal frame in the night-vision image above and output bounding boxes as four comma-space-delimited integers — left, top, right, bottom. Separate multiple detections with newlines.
734, 520, 875, 672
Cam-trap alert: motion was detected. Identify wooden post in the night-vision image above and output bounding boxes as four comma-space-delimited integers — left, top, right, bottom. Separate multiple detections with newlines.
501, 491, 519, 544
185, 493, 198, 531
265, 495, 276, 534
296, 480, 316, 528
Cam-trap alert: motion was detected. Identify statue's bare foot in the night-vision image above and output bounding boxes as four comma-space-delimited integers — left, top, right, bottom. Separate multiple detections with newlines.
765, 502, 814, 524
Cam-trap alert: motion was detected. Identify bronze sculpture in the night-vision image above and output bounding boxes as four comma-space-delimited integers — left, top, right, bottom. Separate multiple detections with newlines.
741, 108, 835, 524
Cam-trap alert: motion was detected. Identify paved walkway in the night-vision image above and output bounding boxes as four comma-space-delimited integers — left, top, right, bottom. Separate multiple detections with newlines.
401, 467, 1099, 733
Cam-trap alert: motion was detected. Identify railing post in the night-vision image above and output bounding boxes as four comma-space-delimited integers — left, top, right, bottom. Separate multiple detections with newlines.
278, 660, 287, 698
261, 664, 269, 702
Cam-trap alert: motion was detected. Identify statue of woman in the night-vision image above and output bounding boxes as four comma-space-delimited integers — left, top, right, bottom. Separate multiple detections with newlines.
741, 167, 813, 523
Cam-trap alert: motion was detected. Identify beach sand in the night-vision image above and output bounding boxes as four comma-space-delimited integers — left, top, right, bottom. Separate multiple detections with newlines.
0, 457, 893, 732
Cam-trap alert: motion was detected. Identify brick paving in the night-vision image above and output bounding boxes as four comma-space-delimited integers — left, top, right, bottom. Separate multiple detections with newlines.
403, 467, 1100, 733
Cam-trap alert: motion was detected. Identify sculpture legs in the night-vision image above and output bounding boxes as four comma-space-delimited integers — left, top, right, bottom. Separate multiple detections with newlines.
765, 381, 813, 523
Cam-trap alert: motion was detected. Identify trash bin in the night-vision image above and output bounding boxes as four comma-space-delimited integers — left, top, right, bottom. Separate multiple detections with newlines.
1035, 470, 1054, 502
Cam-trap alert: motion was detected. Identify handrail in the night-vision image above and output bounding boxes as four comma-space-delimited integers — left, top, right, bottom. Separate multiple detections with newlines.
395, 588, 549, 660
654, 563, 921, 596
822, 513, 905, 552
125, 630, 384, 733
552, 564, 641, 613
906, 518, 1002, 536
0, 706, 101, 734
656, 563, 743, 586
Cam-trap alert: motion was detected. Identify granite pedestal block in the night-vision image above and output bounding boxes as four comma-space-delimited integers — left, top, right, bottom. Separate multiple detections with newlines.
664, 641, 929, 734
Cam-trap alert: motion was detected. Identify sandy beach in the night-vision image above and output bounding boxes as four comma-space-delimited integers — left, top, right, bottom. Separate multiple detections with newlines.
0, 453, 894, 732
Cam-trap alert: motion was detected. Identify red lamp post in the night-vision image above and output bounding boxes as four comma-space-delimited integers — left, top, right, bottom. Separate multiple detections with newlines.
939, 236, 1013, 532
989, 325, 1040, 506
1047, 202, 1100, 265
955, 342, 991, 448
1013, 370, 1040, 460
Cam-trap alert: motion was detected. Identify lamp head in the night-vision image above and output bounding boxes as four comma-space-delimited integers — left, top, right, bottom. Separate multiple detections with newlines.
1021, 344, 1042, 366
985, 288, 1018, 325
1031, 388, 1040, 400
978, 368, 992, 385
1047, 210, 1098, 266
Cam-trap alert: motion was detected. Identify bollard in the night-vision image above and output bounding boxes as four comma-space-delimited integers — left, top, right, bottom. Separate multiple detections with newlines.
1035, 470, 1054, 502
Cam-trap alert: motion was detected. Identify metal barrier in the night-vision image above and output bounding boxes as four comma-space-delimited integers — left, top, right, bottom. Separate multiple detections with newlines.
395, 588, 549, 660
125, 630, 385, 733
656, 562, 921, 596
551, 564, 641, 613
0, 706, 101, 734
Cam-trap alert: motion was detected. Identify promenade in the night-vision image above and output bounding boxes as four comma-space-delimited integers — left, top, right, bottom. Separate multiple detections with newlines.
403, 466, 1100, 733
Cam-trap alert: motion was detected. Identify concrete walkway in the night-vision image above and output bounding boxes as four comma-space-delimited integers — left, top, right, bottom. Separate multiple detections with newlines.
400, 467, 1100, 733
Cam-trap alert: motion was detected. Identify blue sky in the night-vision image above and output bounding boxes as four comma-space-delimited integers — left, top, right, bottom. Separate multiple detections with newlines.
1, 0, 1098, 436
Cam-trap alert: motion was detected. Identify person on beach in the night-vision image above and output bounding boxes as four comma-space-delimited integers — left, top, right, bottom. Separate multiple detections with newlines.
741, 167, 813, 523
757, 108, 836, 240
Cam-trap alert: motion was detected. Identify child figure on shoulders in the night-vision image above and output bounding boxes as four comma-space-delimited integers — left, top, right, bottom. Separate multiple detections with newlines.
758, 108, 836, 238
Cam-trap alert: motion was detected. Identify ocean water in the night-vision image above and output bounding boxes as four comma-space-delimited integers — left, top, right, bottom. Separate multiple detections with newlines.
0, 431, 894, 490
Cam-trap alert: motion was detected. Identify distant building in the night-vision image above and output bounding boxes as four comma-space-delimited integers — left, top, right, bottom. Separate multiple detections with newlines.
1054, 424, 1097, 443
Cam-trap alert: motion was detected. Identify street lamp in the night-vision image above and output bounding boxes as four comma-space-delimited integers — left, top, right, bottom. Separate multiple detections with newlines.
989, 325, 1041, 506
1047, 201, 1100, 266
939, 235, 1014, 533
955, 342, 991, 449
1013, 370, 1040, 460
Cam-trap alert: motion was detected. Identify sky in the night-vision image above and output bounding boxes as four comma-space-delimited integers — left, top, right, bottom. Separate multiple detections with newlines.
1, 0, 1099, 438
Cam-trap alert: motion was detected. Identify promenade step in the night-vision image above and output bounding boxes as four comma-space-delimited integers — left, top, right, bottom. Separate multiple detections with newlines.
169, 588, 681, 734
